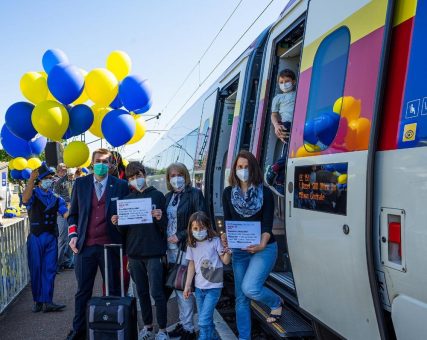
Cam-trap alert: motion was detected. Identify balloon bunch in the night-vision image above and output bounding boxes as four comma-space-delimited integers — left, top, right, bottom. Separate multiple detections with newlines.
9, 157, 42, 180
1, 48, 151, 171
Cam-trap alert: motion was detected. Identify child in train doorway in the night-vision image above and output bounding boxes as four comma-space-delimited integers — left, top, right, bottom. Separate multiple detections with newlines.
264, 69, 297, 197
183, 211, 231, 340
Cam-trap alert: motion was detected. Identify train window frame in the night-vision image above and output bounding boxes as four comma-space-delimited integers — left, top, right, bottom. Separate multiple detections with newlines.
303, 26, 351, 152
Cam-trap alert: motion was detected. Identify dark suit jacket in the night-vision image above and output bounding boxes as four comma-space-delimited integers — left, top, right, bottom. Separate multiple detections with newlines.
68, 174, 129, 251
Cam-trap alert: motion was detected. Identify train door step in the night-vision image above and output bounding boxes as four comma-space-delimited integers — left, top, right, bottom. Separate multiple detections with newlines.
251, 301, 314, 338
269, 272, 295, 292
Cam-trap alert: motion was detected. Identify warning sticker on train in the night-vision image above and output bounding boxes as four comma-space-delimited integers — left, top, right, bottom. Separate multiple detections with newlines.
402, 123, 417, 142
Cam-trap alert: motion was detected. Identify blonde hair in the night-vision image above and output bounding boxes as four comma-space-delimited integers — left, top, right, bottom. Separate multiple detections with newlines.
166, 162, 192, 191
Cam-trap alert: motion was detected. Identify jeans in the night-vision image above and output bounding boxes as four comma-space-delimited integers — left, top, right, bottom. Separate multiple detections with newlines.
195, 288, 221, 340
232, 242, 280, 340
272, 121, 291, 184
129, 257, 167, 329
167, 248, 195, 332
57, 215, 73, 268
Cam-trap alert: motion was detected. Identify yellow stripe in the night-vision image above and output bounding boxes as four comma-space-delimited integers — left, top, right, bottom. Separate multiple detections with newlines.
251, 302, 286, 334
301, 0, 388, 72
393, 0, 417, 26
233, 100, 241, 117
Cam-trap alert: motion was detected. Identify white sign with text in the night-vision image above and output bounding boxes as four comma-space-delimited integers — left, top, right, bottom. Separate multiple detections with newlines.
117, 198, 152, 225
225, 221, 261, 249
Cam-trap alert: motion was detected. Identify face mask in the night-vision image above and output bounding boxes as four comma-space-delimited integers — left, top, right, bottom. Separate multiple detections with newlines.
279, 82, 293, 93
41, 179, 53, 190
93, 163, 109, 177
192, 229, 208, 241
236, 169, 249, 183
170, 176, 185, 190
130, 177, 145, 191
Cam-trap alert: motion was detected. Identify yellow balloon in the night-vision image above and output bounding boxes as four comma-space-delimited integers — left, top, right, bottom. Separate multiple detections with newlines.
20, 72, 48, 104
122, 159, 129, 167
63, 141, 90, 167
73, 69, 89, 105
127, 114, 146, 144
13, 157, 28, 170
338, 174, 348, 184
38, 72, 56, 100
27, 158, 42, 170
85, 68, 118, 106
333, 96, 361, 122
89, 105, 111, 138
8, 159, 15, 170
106, 50, 132, 81
32, 100, 69, 141
296, 144, 321, 158
81, 156, 91, 168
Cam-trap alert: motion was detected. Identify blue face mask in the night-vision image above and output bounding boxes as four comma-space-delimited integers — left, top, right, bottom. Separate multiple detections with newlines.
93, 163, 109, 177
130, 177, 145, 191
41, 179, 54, 190
192, 229, 208, 241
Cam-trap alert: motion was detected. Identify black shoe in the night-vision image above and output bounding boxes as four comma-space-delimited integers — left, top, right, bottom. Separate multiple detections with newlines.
180, 329, 196, 340
168, 323, 184, 338
32, 302, 43, 313
43, 302, 66, 312
66, 329, 86, 340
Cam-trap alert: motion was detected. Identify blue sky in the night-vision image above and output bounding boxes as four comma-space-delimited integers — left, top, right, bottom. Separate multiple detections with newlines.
0, 0, 289, 160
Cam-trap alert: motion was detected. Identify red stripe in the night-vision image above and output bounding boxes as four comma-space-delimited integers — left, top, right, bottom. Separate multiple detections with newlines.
68, 225, 77, 234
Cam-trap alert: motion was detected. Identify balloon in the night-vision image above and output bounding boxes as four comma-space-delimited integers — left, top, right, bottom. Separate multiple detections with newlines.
81, 167, 89, 174
109, 93, 123, 109
72, 69, 89, 105
122, 159, 129, 167
304, 143, 321, 152
120, 75, 152, 112
5, 102, 37, 140
63, 104, 94, 139
127, 114, 146, 144
10, 170, 23, 180
133, 100, 152, 114
296, 144, 321, 158
334, 117, 349, 146
8, 159, 15, 170
101, 109, 135, 147
345, 117, 371, 151
81, 156, 91, 168
333, 96, 361, 122
106, 50, 132, 81
20, 72, 48, 104
21, 168, 32, 180
1, 125, 32, 158
47, 63, 84, 105
304, 119, 318, 145
85, 68, 118, 106
38, 71, 56, 100
13, 157, 28, 170
338, 174, 347, 184
27, 158, 42, 170
32, 100, 69, 141
89, 106, 111, 138
63, 141, 90, 167
314, 112, 340, 146
42, 49, 69, 74
29, 134, 47, 155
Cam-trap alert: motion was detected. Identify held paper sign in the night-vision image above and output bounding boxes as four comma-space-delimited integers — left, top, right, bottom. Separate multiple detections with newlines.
117, 198, 152, 225
225, 221, 261, 249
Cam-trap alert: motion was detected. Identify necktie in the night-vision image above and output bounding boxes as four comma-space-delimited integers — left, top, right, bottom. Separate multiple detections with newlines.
95, 181, 103, 200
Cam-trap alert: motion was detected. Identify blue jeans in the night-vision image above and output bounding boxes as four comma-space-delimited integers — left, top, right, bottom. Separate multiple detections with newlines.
195, 288, 221, 340
232, 242, 280, 340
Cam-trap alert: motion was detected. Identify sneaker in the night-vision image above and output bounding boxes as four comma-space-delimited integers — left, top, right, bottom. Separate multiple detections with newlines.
180, 329, 196, 340
168, 323, 183, 338
138, 328, 154, 340
155, 331, 169, 340
264, 165, 277, 187
270, 183, 285, 198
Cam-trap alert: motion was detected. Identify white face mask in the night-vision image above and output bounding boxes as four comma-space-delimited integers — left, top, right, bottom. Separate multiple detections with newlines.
192, 229, 207, 241
279, 81, 293, 93
236, 169, 249, 183
170, 176, 185, 191
130, 177, 145, 191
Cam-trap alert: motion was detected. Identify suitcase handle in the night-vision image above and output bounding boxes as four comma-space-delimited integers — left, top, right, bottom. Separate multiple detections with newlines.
104, 244, 125, 297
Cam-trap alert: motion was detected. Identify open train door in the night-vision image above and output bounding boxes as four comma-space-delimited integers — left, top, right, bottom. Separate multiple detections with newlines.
286, 0, 394, 339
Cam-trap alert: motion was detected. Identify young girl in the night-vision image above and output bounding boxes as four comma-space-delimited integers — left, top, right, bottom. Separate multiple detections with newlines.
183, 212, 231, 340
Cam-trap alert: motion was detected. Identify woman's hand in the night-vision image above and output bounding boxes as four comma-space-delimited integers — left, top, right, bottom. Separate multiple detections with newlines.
151, 209, 162, 221
220, 232, 228, 248
111, 215, 118, 225
167, 234, 179, 244
183, 286, 192, 299
245, 243, 266, 254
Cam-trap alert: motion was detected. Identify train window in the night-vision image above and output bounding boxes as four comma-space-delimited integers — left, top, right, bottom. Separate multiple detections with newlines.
303, 26, 350, 151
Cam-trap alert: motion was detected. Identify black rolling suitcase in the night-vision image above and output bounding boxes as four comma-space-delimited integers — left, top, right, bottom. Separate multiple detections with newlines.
87, 244, 138, 340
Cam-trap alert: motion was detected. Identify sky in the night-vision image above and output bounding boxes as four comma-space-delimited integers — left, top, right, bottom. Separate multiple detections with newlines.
0, 0, 289, 161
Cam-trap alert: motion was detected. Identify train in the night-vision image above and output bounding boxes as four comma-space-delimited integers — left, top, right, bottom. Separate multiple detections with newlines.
144, 0, 427, 339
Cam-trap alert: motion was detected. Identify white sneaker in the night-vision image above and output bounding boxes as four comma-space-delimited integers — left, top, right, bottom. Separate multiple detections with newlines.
155, 331, 170, 340
138, 328, 154, 340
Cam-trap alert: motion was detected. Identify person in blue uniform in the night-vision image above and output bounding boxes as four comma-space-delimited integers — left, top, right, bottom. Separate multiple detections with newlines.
22, 162, 68, 313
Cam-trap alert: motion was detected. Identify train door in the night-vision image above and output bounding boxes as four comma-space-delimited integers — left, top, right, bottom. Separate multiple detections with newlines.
286, 0, 394, 339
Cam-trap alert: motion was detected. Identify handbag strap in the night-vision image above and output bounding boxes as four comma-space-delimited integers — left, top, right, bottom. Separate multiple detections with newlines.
177, 240, 186, 264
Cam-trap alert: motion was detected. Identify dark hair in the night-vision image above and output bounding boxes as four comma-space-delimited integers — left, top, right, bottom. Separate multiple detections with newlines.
228, 150, 263, 187
125, 161, 146, 178
187, 211, 217, 248
110, 151, 126, 179
278, 68, 296, 81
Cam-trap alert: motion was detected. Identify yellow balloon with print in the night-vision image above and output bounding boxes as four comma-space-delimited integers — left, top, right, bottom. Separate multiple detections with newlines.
27, 158, 42, 170
72, 69, 89, 105
63, 141, 90, 167
127, 114, 146, 144
89, 105, 111, 138
106, 51, 132, 81
8, 159, 15, 170
20, 72, 48, 104
333, 96, 361, 123
85, 68, 118, 106
32, 100, 69, 141
13, 157, 28, 170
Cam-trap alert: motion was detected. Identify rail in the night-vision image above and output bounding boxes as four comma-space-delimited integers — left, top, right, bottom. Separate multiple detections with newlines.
0, 218, 30, 314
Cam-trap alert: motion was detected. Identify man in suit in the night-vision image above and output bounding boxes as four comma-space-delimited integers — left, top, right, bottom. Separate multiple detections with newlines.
66, 148, 129, 340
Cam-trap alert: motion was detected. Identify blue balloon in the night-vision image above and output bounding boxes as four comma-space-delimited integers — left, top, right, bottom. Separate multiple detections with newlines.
1, 125, 32, 158
119, 75, 152, 112
304, 119, 318, 145
21, 168, 32, 180
63, 104, 94, 139
101, 109, 135, 147
47, 64, 84, 105
133, 100, 152, 114
10, 170, 23, 180
42, 49, 69, 74
110, 94, 123, 109
314, 112, 340, 146
81, 167, 89, 174
28, 134, 47, 155
5, 102, 37, 140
